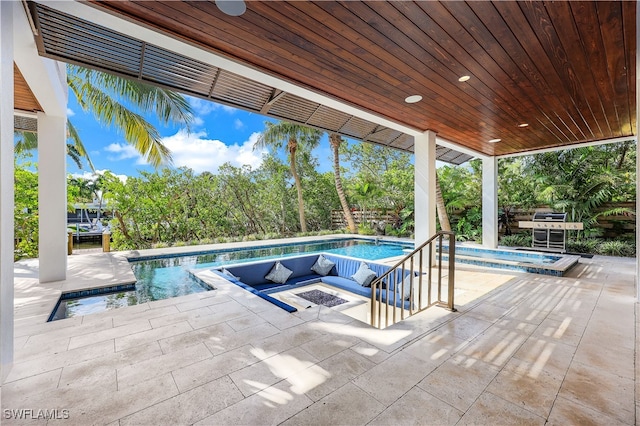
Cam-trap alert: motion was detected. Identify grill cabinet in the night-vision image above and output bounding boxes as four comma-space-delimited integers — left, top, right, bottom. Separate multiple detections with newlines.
531, 212, 567, 251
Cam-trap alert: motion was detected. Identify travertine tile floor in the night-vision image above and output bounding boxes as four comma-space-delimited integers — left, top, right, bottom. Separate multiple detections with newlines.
3, 247, 637, 425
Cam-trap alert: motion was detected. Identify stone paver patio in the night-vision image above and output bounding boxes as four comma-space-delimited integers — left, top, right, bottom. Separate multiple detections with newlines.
3, 240, 637, 425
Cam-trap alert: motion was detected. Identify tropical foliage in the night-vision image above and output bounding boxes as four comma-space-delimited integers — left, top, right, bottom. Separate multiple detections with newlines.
14, 162, 39, 260
255, 121, 322, 233
94, 153, 339, 250
14, 111, 636, 258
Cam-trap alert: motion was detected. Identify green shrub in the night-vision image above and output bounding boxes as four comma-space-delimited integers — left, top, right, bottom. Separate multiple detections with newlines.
110, 232, 147, 251
499, 234, 531, 247
597, 240, 635, 257
173, 241, 188, 247
566, 238, 601, 254
456, 228, 482, 243
262, 232, 281, 240
357, 224, 376, 236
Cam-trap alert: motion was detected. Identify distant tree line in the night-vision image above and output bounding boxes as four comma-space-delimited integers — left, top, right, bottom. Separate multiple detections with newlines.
16, 137, 635, 258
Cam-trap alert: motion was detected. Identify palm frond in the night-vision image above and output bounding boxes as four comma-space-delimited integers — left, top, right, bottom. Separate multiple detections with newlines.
68, 73, 173, 167
68, 65, 194, 131
596, 206, 636, 218
66, 144, 84, 169
255, 121, 322, 152
67, 120, 95, 171
14, 131, 38, 153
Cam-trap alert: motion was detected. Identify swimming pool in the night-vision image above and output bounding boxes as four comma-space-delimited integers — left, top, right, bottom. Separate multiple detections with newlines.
49, 238, 412, 320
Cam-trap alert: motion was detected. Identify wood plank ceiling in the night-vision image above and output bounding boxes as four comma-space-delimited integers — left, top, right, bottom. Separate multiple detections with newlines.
30, 0, 636, 158
14, 64, 41, 133
14, 64, 42, 113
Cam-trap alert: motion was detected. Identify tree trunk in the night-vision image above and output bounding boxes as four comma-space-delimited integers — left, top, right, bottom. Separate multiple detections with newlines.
288, 138, 307, 232
435, 174, 451, 232
114, 211, 132, 240
330, 133, 357, 233
617, 141, 630, 169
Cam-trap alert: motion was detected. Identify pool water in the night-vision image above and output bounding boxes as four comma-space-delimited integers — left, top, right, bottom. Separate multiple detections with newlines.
437, 244, 574, 276
49, 238, 411, 320
450, 246, 560, 265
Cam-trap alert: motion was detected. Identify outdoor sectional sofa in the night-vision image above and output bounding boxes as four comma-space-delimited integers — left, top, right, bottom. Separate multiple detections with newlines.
209, 253, 416, 313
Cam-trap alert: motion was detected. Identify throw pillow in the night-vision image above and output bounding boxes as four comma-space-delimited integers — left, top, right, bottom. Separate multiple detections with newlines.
397, 274, 413, 300
311, 254, 336, 276
221, 268, 239, 280
351, 261, 377, 287
265, 261, 293, 284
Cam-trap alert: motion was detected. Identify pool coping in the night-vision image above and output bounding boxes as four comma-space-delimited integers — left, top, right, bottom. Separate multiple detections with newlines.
121, 234, 412, 262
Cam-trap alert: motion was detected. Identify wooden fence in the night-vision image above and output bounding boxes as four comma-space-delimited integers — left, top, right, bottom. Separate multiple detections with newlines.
333, 201, 636, 238
505, 202, 635, 238
331, 209, 397, 229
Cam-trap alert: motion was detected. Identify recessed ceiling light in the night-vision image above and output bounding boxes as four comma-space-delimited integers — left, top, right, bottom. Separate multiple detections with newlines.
216, 0, 246, 16
517, 123, 529, 128
405, 95, 423, 104
458, 75, 471, 82
488, 138, 501, 143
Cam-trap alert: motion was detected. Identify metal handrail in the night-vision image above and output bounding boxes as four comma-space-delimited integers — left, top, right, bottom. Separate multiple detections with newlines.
369, 231, 456, 329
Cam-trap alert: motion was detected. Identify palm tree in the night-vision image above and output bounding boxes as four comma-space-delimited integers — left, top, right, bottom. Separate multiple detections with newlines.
67, 65, 194, 167
329, 133, 357, 233
353, 179, 382, 229
16, 65, 195, 170
435, 175, 451, 232
255, 121, 322, 233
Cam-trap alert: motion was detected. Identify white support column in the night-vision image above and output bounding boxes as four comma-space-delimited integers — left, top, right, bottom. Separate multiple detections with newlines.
414, 130, 437, 245
636, 0, 640, 302
482, 156, 499, 248
14, 1, 69, 284
0, 0, 14, 382
37, 114, 67, 283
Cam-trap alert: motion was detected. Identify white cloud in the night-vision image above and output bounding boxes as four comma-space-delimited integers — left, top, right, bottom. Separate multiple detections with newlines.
66, 108, 75, 117
69, 169, 128, 183
193, 116, 205, 127
101, 131, 265, 174
105, 143, 147, 165
187, 96, 238, 117
161, 129, 265, 173
234, 118, 244, 130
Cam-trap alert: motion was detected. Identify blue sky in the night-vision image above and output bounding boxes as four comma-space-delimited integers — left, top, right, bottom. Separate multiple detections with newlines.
67, 94, 337, 180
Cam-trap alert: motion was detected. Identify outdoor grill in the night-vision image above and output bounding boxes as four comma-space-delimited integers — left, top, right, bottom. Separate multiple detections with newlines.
519, 212, 583, 253
531, 212, 567, 251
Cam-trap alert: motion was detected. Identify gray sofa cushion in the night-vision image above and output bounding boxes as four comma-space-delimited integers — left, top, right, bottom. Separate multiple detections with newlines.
311, 254, 336, 276
265, 261, 293, 284
351, 261, 377, 287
